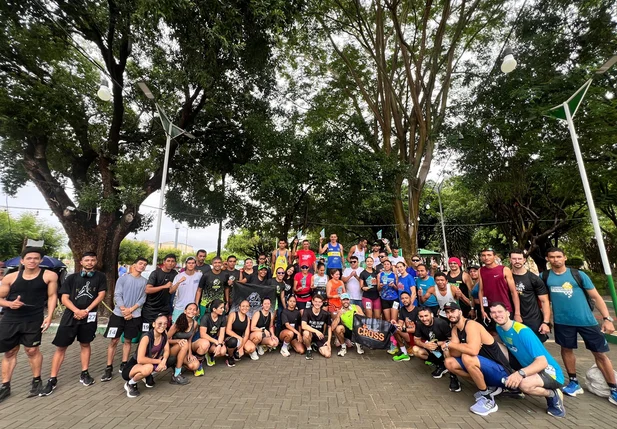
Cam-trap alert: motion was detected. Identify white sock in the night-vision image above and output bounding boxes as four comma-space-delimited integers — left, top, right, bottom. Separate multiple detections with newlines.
282, 342, 289, 350
400, 346, 407, 355
341, 344, 346, 349
128, 379, 137, 385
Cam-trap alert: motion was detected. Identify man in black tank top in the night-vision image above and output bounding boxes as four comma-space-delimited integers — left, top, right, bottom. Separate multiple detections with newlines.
443, 302, 512, 416
0, 247, 58, 402
446, 257, 473, 317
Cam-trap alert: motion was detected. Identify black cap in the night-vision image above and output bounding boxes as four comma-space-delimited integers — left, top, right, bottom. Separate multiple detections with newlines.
443, 301, 461, 311
467, 265, 480, 270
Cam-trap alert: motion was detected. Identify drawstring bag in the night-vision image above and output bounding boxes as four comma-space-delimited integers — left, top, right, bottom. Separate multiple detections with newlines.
585, 364, 617, 398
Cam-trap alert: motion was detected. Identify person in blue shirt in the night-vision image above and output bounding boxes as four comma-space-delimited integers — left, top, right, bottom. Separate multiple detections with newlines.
489, 302, 566, 418
544, 247, 617, 405
416, 264, 439, 314
395, 262, 416, 305
319, 234, 344, 276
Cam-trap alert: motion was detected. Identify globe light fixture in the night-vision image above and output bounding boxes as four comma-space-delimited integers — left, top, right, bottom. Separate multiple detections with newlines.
97, 77, 112, 101
500, 47, 517, 74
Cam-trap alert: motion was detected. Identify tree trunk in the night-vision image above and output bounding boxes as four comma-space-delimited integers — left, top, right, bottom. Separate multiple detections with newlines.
393, 176, 419, 264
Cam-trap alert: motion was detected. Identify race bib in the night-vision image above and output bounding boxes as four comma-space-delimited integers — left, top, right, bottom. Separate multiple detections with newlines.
392, 301, 400, 310
482, 297, 489, 307
106, 327, 118, 338
142, 323, 150, 332
305, 302, 311, 309
365, 301, 372, 310
87, 312, 97, 323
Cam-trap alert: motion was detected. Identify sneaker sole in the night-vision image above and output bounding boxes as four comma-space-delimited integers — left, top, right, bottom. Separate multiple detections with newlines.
432, 369, 448, 379
562, 389, 583, 397
38, 389, 55, 397
471, 404, 498, 416
100, 376, 112, 382
124, 383, 138, 398
609, 396, 617, 406
450, 386, 462, 392
80, 380, 95, 387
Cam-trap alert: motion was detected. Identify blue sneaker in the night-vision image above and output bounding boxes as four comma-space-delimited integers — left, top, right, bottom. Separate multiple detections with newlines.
562, 380, 583, 397
609, 389, 617, 406
546, 389, 566, 418
469, 396, 498, 416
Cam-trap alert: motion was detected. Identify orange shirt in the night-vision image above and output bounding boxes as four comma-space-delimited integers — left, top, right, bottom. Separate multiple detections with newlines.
326, 279, 345, 312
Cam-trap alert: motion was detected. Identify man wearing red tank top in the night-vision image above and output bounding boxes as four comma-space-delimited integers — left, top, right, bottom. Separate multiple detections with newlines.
478, 248, 521, 331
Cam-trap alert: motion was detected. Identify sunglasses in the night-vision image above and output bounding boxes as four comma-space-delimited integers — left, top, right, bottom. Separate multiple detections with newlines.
411, 259, 421, 262
276, 271, 284, 275
301, 266, 309, 269
379, 255, 387, 258
350, 261, 358, 263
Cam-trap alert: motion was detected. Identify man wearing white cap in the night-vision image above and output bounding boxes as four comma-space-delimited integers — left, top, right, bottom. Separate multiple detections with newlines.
332, 293, 365, 356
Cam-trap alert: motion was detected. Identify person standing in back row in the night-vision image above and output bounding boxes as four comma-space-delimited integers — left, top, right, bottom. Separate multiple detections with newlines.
0, 247, 58, 402
272, 239, 290, 277
446, 257, 474, 318
478, 248, 520, 331
143, 254, 178, 328
320, 234, 344, 276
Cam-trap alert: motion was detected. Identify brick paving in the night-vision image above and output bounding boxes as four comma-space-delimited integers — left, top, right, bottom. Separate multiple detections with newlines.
0, 334, 616, 428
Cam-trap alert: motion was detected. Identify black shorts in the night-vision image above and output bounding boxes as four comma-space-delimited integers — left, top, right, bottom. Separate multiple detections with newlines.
225, 336, 241, 349
121, 356, 138, 381
524, 319, 549, 343
343, 326, 353, 340
311, 333, 329, 349
538, 370, 564, 390
103, 314, 144, 340
52, 322, 97, 347
381, 298, 396, 310
0, 319, 43, 352
554, 323, 610, 353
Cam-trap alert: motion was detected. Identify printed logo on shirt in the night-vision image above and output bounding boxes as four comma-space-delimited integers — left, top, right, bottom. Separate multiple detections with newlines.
75, 281, 94, 300
212, 279, 221, 290
515, 281, 526, 295
551, 282, 574, 298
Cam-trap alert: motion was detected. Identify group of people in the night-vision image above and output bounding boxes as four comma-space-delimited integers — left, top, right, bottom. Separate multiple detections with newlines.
0, 240, 616, 418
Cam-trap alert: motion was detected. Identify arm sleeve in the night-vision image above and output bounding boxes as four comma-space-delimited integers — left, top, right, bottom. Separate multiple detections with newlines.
58, 274, 72, 296
530, 273, 548, 295
301, 310, 309, 323
147, 271, 157, 286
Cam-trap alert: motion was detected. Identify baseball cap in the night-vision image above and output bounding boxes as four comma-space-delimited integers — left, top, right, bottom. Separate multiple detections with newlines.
448, 257, 462, 266
443, 301, 461, 311
258, 264, 268, 271
340, 293, 350, 300
467, 264, 480, 270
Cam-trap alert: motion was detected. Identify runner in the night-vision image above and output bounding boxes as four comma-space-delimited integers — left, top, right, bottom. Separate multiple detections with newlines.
252, 265, 270, 286
249, 297, 279, 359
143, 254, 178, 327
359, 257, 381, 319
369, 242, 382, 262
326, 269, 346, 315
224, 255, 241, 312
301, 295, 332, 360
478, 248, 521, 329
412, 307, 451, 379
293, 239, 317, 273
378, 259, 399, 324
257, 253, 272, 278
171, 256, 202, 322
543, 247, 617, 405
279, 295, 306, 357
271, 239, 290, 277
100, 257, 148, 382
347, 238, 367, 266
269, 268, 288, 332
468, 265, 481, 321
375, 251, 388, 272
319, 233, 344, 276
490, 302, 566, 417
311, 263, 328, 301
192, 299, 227, 367
333, 293, 365, 356
0, 247, 58, 402
406, 254, 423, 277
224, 300, 256, 367
195, 249, 211, 274
294, 265, 313, 314
121, 314, 170, 398
282, 265, 296, 305
395, 262, 416, 305
443, 302, 513, 414
342, 256, 364, 306
239, 258, 255, 284
392, 291, 418, 362
446, 257, 474, 317
389, 247, 405, 266
416, 264, 439, 315
509, 249, 551, 342
424, 272, 470, 319
40, 252, 106, 396
166, 303, 199, 384
196, 256, 229, 318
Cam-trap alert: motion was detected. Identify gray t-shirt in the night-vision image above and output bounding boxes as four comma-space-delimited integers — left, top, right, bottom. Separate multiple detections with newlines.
113, 274, 147, 317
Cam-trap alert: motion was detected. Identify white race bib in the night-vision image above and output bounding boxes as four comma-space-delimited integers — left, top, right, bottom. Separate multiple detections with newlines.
482, 297, 489, 307
106, 327, 118, 338
392, 301, 400, 310
365, 301, 372, 310
87, 312, 97, 323
305, 302, 311, 309
142, 323, 150, 332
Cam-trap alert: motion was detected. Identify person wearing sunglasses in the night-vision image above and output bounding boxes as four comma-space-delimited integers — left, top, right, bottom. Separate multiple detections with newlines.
294, 265, 313, 314
406, 255, 423, 278
122, 314, 170, 398
342, 257, 364, 307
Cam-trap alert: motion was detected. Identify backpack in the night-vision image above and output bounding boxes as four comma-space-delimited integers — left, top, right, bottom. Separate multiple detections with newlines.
541, 268, 595, 311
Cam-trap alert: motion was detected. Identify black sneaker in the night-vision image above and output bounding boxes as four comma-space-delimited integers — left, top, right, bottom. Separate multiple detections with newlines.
39, 379, 57, 396
306, 349, 313, 360
0, 385, 10, 403
101, 366, 113, 382
169, 374, 190, 385
225, 356, 236, 368
119, 362, 126, 374
431, 365, 448, 379
27, 379, 43, 397
80, 371, 95, 386
449, 375, 461, 392
233, 350, 241, 360
124, 381, 140, 398
144, 375, 155, 388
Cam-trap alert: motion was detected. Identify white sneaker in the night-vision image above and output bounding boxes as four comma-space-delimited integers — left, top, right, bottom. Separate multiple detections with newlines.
338, 345, 347, 357
280, 347, 290, 357
356, 343, 364, 354
250, 351, 259, 360
257, 345, 265, 356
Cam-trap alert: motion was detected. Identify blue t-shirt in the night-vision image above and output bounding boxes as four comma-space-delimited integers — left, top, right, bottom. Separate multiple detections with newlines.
416, 276, 438, 307
497, 321, 564, 384
379, 271, 398, 300
327, 243, 343, 269
406, 267, 417, 278
397, 274, 416, 304
545, 269, 597, 327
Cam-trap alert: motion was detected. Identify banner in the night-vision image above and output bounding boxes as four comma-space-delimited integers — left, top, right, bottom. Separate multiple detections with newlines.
351, 315, 395, 349
229, 282, 276, 318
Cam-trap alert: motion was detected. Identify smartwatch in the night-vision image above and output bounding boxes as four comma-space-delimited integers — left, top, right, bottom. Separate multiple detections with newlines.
518, 369, 527, 378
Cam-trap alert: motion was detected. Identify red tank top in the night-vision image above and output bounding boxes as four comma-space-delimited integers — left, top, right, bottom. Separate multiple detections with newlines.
480, 265, 512, 312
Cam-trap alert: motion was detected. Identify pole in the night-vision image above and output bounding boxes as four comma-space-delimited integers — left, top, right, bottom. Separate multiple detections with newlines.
152, 117, 174, 267
216, 174, 225, 257
564, 102, 617, 314
174, 225, 180, 249
185, 226, 189, 254
437, 186, 449, 261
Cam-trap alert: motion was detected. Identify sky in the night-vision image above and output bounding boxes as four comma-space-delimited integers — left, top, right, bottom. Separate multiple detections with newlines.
1, 183, 231, 254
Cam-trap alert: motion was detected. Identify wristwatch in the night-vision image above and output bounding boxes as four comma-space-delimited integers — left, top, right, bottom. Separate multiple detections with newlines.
603, 316, 614, 322
518, 369, 527, 378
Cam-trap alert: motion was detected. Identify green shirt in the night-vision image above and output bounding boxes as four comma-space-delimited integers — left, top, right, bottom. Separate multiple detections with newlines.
340, 304, 360, 330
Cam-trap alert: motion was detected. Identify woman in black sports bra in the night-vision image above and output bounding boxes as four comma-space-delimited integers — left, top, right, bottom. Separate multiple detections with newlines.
167, 303, 200, 378
224, 300, 256, 367
249, 297, 279, 360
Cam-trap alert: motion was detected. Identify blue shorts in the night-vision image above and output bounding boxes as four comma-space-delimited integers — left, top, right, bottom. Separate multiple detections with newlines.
554, 323, 610, 353
455, 355, 509, 388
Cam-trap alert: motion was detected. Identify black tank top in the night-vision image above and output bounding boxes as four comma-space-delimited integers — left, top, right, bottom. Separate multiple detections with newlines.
256, 311, 271, 329
457, 319, 511, 369
230, 312, 248, 336
172, 320, 196, 340
3, 268, 48, 322
447, 270, 470, 312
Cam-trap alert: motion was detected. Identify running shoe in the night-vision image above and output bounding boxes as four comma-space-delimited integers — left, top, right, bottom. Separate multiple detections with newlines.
225, 356, 236, 368
101, 366, 113, 382
144, 375, 155, 388
280, 347, 291, 357
356, 343, 364, 355
546, 389, 566, 418
80, 371, 95, 387
119, 362, 126, 374
387, 344, 400, 355
124, 381, 140, 398
233, 350, 241, 360
431, 365, 448, 379
306, 349, 313, 360
206, 353, 216, 367
337, 345, 347, 357
257, 345, 265, 356
249, 351, 259, 360
449, 375, 461, 392
562, 380, 583, 397
501, 388, 525, 399
39, 379, 57, 396
469, 396, 498, 416
27, 379, 43, 397
0, 385, 10, 403
194, 365, 205, 377
392, 353, 410, 362
473, 387, 503, 402
609, 389, 617, 406
170, 374, 190, 385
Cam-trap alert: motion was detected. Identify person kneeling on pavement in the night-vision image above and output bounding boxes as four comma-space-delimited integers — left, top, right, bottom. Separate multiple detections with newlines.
332, 293, 365, 356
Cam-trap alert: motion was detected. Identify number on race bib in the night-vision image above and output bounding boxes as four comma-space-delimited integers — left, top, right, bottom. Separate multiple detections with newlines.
142, 323, 150, 332
482, 297, 489, 307
392, 301, 400, 310
305, 302, 311, 309
365, 301, 372, 310
87, 312, 97, 323
107, 327, 118, 338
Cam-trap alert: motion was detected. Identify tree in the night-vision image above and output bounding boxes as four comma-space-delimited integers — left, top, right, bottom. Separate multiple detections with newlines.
118, 239, 152, 266
0, 1, 300, 305
0, 212, 65, 260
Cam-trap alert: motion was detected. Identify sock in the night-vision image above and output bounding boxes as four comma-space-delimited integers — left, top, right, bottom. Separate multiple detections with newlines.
81, 370, 88, 376
174, 368, 181, 377
391, 337, 397, 347
121, 361, 127, 365
33, 376, 41, 383
607, 383, 617, 390
49, 377, 57, 383
106, 364, 113, 369
2, 381, 10, 388
547, 390, 556, 397
400, 346, 407, 355
128, 379, 137, 385
568, 373, 578, 382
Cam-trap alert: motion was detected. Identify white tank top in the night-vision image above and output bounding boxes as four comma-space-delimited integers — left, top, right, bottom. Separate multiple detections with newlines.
313, 274, 328, 294
353, 246, 366, 264
436, 286, 456, 317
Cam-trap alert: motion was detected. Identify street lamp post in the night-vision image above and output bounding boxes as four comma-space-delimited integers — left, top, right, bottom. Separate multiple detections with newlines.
174, 224, 180, 249
437, 185, 449, 261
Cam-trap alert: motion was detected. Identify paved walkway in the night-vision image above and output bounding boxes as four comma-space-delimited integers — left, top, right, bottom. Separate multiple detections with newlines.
0, 335, 616, 428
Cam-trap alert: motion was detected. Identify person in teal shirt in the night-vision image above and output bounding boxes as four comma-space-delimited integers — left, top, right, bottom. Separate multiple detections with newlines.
415, 264, 439, 314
